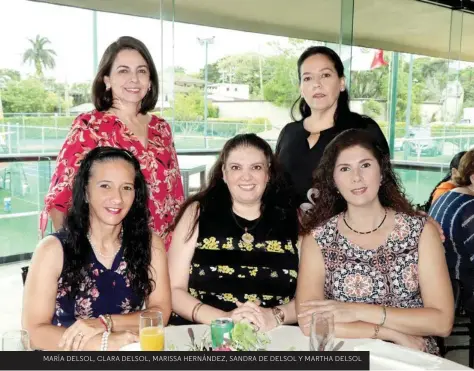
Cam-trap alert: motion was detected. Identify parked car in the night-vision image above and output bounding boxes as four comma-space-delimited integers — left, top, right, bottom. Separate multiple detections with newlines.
396, 128, 443, 156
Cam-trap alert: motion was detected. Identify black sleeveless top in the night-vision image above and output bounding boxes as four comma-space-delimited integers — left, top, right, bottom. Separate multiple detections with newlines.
276, 113, 389, 206
169, 206, 299, 325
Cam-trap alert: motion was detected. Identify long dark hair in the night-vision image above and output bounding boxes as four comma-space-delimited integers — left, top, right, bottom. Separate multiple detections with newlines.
290, 46, 351, 127
92, 36, 159, 114
61, 146, 154, 299
301, 129, 415, 234
422, 150, 466, 211
171, 134, 296, 240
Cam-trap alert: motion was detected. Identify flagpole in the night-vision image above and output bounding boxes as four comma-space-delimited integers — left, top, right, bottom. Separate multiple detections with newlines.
388, 52, 399, 159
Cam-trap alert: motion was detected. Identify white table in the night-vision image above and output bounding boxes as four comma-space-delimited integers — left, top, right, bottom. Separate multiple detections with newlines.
121, 325, 470, 370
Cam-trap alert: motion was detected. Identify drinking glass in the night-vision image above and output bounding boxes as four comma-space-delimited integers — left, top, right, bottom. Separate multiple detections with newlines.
139, 311, 164, 351
2, 330, 31, 351
309, 312, 334, 351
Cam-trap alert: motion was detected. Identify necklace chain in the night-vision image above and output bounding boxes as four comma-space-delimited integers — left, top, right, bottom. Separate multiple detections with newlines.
87, 233, 121, 259
230, 211, 262, 243
343, 209, 388, 235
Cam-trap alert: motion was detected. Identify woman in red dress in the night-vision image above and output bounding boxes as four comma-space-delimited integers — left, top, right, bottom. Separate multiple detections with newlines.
41, 36, 184, 249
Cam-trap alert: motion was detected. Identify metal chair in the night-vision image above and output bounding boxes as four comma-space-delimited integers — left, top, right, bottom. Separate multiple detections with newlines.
439, 280, 474, 368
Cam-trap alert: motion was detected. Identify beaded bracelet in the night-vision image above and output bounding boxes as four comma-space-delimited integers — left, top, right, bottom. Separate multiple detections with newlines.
100, 331, 110, 351
98, 315, 108, 332
99, 314, 113, 332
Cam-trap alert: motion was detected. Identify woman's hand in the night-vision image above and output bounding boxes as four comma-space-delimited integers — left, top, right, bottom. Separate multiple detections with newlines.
298, 300, 359, 325
228, 301, 264, 330
59, 318, 105, 351
230, 301, 280, 332
108, 331, 139, 351
392, 332, 426, 352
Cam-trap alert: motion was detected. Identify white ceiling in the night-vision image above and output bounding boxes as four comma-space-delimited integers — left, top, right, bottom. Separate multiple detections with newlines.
32, 0, 474, 61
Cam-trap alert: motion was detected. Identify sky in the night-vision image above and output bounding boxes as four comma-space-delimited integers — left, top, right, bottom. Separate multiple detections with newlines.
1, 0, 472, 85
0, 0, 284, 84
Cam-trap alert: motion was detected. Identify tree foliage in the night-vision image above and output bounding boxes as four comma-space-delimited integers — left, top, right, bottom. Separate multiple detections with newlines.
2, 78, 70, 113
22, 35, 57, 77
171, 89, 219, 121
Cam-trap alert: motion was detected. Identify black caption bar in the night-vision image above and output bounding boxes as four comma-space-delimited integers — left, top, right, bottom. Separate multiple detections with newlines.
0, 351, 369, 370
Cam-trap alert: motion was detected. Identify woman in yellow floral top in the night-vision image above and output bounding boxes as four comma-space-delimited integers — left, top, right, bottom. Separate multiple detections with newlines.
168, 134, 299, 331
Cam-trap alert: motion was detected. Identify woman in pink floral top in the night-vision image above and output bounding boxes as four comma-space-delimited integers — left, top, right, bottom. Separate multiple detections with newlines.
41, 36, 184, 249
296, 129, 454, 355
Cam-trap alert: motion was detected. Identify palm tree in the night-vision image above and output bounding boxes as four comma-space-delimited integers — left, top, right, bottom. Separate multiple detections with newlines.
22, 35, 57, 77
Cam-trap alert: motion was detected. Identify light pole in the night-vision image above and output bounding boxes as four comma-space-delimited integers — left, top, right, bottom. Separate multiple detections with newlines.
197, 36, 214, 148
92, 11, 98, 76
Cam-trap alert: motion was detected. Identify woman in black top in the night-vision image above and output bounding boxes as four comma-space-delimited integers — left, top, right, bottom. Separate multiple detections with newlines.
168, 134, 299, 332
276, 46, 389, 206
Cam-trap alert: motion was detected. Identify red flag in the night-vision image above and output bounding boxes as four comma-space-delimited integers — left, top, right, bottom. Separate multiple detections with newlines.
371, 50, 388, 69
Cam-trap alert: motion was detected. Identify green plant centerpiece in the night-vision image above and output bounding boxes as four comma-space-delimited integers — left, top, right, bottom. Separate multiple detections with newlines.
186, 322, 270, 351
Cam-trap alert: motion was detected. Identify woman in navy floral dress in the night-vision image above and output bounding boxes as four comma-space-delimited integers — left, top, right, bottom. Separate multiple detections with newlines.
23, 147, 171, 351
296, 129, 453, 355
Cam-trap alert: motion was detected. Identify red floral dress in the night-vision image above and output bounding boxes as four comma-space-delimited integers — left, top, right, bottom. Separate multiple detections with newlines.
313, 212, 439, 355
42, 110, 184, 249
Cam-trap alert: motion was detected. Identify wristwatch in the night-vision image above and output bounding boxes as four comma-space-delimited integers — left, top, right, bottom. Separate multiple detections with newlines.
271, 307, 285, 326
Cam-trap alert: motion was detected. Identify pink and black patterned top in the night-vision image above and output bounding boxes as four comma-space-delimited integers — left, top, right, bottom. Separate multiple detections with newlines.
52, 231, 142, 327
42, 110, 184, 250
313, 212, 439, 355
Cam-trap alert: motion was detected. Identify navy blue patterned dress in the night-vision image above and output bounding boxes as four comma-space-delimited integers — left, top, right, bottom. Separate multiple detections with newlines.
51, 231, 143, 327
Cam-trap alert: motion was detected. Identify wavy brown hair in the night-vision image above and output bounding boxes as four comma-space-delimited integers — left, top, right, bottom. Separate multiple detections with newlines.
453, 149, 474, 187
170, 133, 297, 241
300, 129, 416, 234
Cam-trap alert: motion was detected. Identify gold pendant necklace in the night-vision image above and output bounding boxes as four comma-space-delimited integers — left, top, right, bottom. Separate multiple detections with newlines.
231, 211, 262, 244
241, 229, 255, 244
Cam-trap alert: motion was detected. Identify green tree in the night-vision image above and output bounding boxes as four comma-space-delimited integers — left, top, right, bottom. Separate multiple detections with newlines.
22, 35, 57, 77
70, 82, 92, 106
2, 78, 61, 113
263, 53, 299, 107
362, 100, 383, 118
198, 62, 222, 84
412, 57, 448, 101
350, 67, 388, 99
173, 89, 218, 121
215, 54, 267, 97
0, 69, 21, 81
174, 66, 186, 74
460, 67, 474, 109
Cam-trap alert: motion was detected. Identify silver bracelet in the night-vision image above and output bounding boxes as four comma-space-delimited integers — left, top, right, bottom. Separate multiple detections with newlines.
100, 331, 110, 351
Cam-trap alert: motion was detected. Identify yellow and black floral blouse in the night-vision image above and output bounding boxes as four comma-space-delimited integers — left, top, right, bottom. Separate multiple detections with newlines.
170, 208, 299, 325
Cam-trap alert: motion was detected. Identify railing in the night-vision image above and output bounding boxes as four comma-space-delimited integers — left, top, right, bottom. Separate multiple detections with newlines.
0, 148, 453, 264
0, 120, 271, 154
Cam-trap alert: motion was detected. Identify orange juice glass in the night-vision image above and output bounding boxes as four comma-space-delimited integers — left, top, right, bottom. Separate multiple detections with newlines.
139, 311, 164, 351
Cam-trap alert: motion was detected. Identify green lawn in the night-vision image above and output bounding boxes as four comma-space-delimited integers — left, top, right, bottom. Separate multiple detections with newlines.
0, 161, 51, 258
